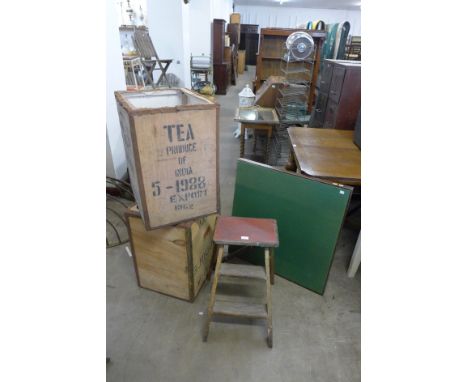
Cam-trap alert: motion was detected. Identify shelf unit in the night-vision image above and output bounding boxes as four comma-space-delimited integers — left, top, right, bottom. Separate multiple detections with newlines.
254, 28, 326, 112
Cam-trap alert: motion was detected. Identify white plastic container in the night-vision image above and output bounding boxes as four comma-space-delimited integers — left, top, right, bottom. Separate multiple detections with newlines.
234, 85, 256, 139
238, 84, 255, 107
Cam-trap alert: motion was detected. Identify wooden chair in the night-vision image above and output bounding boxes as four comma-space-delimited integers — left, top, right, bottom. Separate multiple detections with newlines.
203, 216, 279, 348
131, 26, 172, 88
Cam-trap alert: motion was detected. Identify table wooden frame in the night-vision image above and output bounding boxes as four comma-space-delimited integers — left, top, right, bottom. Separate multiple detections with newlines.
288, 127, 361, 186
235, 107, 279, 163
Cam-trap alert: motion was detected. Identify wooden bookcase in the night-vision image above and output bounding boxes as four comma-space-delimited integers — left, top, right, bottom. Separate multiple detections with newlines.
254, 28, 326, 111
213, 18, 231, 94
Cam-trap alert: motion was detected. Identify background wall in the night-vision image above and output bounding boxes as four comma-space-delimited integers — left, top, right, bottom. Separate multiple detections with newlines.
212, 0, 234, 20
235, 5, 361, 36
146, 0, 191, 87
189, 0, 212, 56
107, 0, 128, 179
190, 0, 233, 56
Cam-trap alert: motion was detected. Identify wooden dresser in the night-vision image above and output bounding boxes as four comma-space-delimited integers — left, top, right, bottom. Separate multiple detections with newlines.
213, 19, 230, 95
311, 59, 361, 130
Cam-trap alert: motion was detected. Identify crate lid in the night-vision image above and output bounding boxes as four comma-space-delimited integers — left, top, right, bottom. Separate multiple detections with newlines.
115, 88, 217, 116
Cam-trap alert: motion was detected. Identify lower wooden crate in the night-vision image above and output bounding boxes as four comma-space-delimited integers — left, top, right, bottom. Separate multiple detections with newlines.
126, 206, 217, 301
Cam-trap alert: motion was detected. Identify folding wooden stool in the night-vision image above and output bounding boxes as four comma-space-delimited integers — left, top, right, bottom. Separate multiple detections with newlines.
203, 216, 279, 347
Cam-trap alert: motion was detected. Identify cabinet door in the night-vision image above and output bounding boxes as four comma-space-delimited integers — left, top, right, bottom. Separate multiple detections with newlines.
329, 66, 346, 103
213, 20, 226, 64
213, 64, 228, 95
323, 100, 338, 129
319, 61, 334, 93
313, 92, 328, 125
245, 34, 259, 65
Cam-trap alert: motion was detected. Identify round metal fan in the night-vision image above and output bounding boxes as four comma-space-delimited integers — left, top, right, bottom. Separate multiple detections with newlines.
285, 32, 315, 60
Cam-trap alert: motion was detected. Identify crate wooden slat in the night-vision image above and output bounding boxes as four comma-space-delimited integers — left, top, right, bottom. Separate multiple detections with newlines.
126, 205, 217, 301
115, 88, 220, 230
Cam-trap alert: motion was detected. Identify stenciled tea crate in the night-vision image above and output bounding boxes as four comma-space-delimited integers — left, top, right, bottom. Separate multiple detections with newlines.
115, 88, 219, 230
126, 205, 217, 302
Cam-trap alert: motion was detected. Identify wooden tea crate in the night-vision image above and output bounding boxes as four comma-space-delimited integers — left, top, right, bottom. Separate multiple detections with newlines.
115, 88, 220, 230
126, 205, 217, 301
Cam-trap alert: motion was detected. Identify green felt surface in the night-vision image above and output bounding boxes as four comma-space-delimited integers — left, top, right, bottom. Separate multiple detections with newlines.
232, 159, 352, 295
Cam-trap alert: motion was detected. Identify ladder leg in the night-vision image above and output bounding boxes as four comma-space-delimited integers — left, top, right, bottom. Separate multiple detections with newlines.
269, 247, 275, 285
203, 245, 223, 342
265, 248, 273, 348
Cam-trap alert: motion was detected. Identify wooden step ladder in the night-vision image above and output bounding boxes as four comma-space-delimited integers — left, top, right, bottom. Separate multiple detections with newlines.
202, 216, 279, 348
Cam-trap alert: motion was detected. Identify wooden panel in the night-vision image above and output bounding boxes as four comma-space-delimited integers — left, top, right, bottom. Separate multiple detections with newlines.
191, 214, 217, 297
254, 76, 286, 108
128, 215, 190, 300
260, 59, 283, 80
232, 159, 352, 295
318, 60, 334, 93
329, 66, 346, 103
213, 19, 226, 64
312, 92, 328, 125
261, 36, 285, 58
333, 67, 361, 130
220, 263, 266, 280
323, 99, 339, 129
224, 46, 232, 63
213, 63, 230, 94
227, 24, 241, 48
237, 50, 245, 74
116, 103, 143, 210
213, 300, 267, 319
115, 89, 219, 230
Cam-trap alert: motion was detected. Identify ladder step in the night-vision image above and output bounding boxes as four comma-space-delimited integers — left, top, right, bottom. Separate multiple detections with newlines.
220, 263, 266, 280
213, 300, 268, 319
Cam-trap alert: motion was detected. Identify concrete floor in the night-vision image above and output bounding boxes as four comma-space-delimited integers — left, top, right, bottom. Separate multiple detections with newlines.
107, 67, 361, 382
